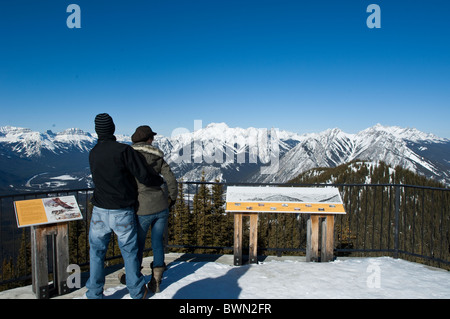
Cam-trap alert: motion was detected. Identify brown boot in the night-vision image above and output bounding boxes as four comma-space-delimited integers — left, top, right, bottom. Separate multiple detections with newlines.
148, 263, 165, 293
148, 267, 164, 293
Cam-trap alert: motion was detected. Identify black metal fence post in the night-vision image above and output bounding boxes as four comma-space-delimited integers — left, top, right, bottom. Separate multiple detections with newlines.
394, 185, 401, 259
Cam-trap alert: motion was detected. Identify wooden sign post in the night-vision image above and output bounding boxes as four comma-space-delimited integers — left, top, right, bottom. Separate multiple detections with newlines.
306, 214, 335, 262
233, 212, 258, 266
226, 186, 346, 265
14, 196, 83, 299
30, 223, 70, 298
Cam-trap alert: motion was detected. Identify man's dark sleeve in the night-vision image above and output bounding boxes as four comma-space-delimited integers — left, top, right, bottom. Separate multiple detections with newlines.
123, 146, 163, 187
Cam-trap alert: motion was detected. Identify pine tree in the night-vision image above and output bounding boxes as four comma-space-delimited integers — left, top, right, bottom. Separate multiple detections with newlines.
69, 219, 88, 265
0, 257, 14, 291
17, 229, 30, 278
192, 172, 212, 252
286, 160, 449, 265
170, 179, 195, 252
210, 178, 232, 252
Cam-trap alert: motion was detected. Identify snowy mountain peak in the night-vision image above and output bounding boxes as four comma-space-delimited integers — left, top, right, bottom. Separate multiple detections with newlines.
0, 126, 96, 157
0, 126, 44, 145
204, 122, 229, 130
361, 123, 447, 143
55, 128, 94, 143
57, 128, 91, 136
315, 127, 353, 141
252, 123, 449, 185
0, 126, 32, 133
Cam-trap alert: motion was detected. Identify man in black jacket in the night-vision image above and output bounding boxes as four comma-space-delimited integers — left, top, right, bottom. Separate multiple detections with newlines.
86, 113, 163, 299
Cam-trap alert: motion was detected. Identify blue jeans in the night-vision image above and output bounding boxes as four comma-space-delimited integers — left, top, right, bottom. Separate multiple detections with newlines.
137, 209, 169, 268
86, 206, 146, 299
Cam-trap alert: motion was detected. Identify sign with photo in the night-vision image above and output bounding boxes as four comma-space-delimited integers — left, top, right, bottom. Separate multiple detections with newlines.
225, 186, 346, 214
14, 195, 83, 228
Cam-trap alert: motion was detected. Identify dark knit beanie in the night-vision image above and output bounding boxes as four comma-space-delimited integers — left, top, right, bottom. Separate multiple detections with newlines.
131, 125, 157, 143
94, 113, 115, 137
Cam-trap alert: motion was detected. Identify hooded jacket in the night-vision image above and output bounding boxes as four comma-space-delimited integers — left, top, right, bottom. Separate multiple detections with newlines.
132, 142, 178, 215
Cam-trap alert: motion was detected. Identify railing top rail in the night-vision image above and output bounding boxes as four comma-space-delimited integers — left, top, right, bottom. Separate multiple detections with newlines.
0, 188, 95, 199
1, 182, 448, 199
181, 181, 450, 191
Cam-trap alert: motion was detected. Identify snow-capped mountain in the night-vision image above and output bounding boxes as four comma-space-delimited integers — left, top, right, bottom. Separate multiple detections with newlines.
0, 126, 96, 156
0, 126, 97, 193
0, 123, 449, 194
153, 122, 303, 182
153, 123, 449, 185
253, 124, 450, 185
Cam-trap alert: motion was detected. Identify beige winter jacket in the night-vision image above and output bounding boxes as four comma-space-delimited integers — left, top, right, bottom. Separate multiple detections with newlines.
132, 142, 178, 215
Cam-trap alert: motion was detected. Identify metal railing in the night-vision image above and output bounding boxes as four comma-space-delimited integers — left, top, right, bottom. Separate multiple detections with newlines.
1, 182, 449, 290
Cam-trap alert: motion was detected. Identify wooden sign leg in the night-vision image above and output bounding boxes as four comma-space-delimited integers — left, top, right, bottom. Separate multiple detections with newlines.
31, 226, 50, 299
306, 215, 319, 262
321, 215, 335, 262
55, 223, 70, 295
234, 213, 243, 266
31, 223, 71, 298
248, 214, 258, 264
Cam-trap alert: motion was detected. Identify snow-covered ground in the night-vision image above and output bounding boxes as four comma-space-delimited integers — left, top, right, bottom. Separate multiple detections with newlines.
1, 255, 448, 301
97, 256, 449, 299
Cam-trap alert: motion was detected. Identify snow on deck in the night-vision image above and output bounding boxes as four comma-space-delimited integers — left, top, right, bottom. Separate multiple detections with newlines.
0, 253, 448, 299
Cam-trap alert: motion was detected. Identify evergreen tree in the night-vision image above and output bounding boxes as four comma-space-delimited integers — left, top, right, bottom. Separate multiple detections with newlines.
169, 179, 195, 252
211, 178, 232, 252
192, 172, 212, 252
68, 219, 88, 265
17, 229, 30, 278
287, 160, 449, 265
0, 257, 14, 291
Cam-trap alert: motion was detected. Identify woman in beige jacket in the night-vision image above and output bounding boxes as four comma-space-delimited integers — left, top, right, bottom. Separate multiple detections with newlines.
131, 125, 178, 293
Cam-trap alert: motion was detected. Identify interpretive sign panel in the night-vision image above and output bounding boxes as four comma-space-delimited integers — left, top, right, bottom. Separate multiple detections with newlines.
14, 195, 83, 228
225, 186, 346, 214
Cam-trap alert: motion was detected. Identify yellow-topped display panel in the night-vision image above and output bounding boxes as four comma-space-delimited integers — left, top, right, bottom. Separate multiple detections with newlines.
225, 186, 346, 214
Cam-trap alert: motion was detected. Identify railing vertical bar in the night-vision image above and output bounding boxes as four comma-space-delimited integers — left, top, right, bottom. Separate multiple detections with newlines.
439, 190, 445, 268
194, 183, 199, 247
371, 186, 376, 251
421, 188, 425, 257
364, 185, 368, 252
348, 186, 352, 252
430, 191, 435, 259
387, 185, 392, 250
394, 185, 400, 259
445, 191, 449, 268
412, 187, 417, 256
403, 186, 407, 254
85, 189, 89, 266
355, 185, 361, 252
379, 185, 384, 250
0, 198, 3, 283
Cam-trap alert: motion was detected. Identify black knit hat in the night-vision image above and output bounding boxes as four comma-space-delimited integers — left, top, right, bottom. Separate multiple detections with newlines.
131, 125, 157, 143
94, 113, 115, 137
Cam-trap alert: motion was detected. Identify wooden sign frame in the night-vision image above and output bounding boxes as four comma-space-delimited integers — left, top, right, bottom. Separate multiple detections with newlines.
14, 195, 83, 228
225, 186, 346, 264
13, 195, 83, 298
226, 186, 345, 214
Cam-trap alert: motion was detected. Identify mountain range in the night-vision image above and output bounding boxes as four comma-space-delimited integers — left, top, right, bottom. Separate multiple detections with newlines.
0, 123, 449, 195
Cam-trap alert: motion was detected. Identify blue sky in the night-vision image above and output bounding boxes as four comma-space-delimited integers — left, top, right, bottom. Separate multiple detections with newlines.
1, 1, 449, 138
